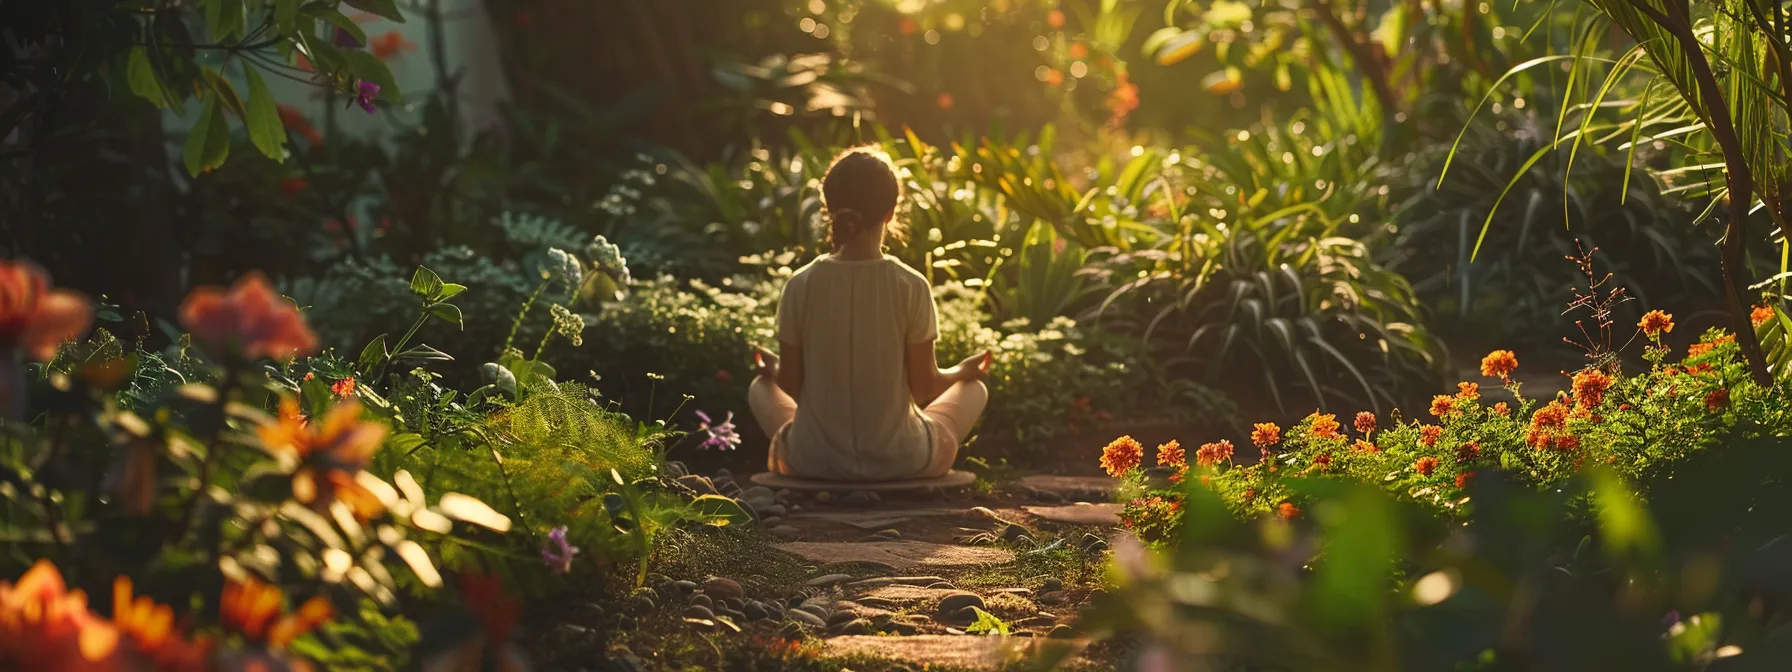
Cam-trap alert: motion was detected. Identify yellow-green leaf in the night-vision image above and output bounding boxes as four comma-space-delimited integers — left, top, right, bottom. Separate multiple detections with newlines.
127, 47, 172, 109
243, 67, 286, 161
182, 92, 230, 177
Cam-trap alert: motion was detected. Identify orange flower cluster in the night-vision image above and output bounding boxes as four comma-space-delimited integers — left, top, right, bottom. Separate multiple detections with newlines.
1353, 412, 1376, 436
0, 561, 216, 671
258, 397, 389, 518
1193, 440, 1233, 467
220, 574, 332, 648
1100, 435, 1144, 477
1352, 439, 1378, 453
1429, 395, 1456, 419
1455, 472, 1474, 488
1414, 457, 1440, 477
1308, 412, 1341, 440
276, 105, 324, 145
1155, 440, 1185, 468
1526, 400, 1577, 450
113, 576, 213, 669
1571, 369, 1613, 408
369, 31, 416, 60
1418, 425, 1442, 447
1492, 402, 1510, 417
1754, 305, 1777, 327
1456, 441, 1481, 464
1277, 502, 1300, 520
1480, 350, 1518, 380
1638, 310, 1675, 338
1250, 422, 1281, 447
1457, 382, 1479, 400
331, 377, 356, 398
1706, 387, 1730, 413
180, 272, 319, 361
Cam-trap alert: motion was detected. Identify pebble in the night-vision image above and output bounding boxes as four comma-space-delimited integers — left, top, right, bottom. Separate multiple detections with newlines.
1040, 577, 1063, 593
762, 516, 783, 527
926, 581, 954, 590
629, 595, 656, 613
690, 594, 713, 610
716, 468, 732, 479
672, 580, 698, 594
829, 619, 872, 636
771, 525, 801, 539
787, 609, 826, 627
703, 577, 744, 600
891, 621, 919, 636
674, 475, 718, 495
743, 485, 775, 502
1001, 524, 1031, 542
683, 605, 716, 620
1037, 591, 1066, 605
805, 573, 854, 587
937, 592, 985, 614
788, 504, 804, 512
942, 606, 978, 623
743, 601, 770, 621
826, 611, 858, 627
775, 488, 791, 499
764, 504, 788, 517
723, 597, 745, 611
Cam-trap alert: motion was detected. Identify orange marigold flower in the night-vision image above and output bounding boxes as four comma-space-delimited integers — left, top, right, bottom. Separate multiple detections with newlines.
258, 397, 388, 518
1492, 402, 1510, 417
1429, 395, 1456, 418
1687, 342, 1715, 358
1554, 434, 1581, 451
220, 574, 332, 648
1456, 472, 1474, 488
331, 377, 356, 398
1099, 435, 1144, 477
1277, 502, 1300, 520
1571, 369, 1613, 408
1753, 305, 1776, 327
1194, 440, 1234, 467
1457, 381, 1480, 400
1480, 350, 1518, 379
1313, 454, 1332, 468
1414, 457, 1440, 477
1155, 440, 1186, 468
1706, 387, 1730, 413
1309, 412, 1342, 440
1250, 422, 1282, 447
0, 259, 94, 362
1352, 439, 1379, 453
1638, 310, 1674, 338
1532, 400, 1570, 430
368, 31, 416, 60
1418, 425, 1442, 447
0, 560, 119, 669
1456, 441, 1480, 464
1353, 411, 1376, 436
180, 272, 319, 361
1242, 487, 1256, 502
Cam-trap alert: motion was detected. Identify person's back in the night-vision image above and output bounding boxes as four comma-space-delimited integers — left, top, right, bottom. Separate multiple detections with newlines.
745, 146, 991, 482
776, 254, 936, 480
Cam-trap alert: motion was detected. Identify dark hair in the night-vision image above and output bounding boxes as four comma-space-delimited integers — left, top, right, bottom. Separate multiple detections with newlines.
821, 146, 903, 250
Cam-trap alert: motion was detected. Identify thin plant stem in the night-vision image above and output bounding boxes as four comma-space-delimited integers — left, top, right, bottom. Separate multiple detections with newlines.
503, 280, 549, 354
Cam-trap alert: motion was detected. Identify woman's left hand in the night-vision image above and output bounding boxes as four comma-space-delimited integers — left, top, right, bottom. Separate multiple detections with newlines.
753, 345, 781, 379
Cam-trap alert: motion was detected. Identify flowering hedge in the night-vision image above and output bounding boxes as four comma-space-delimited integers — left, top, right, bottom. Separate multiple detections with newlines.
1102, 308, 1792, 538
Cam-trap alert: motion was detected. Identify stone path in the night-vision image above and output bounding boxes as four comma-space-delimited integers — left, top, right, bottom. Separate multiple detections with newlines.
661, 466, 1122, 670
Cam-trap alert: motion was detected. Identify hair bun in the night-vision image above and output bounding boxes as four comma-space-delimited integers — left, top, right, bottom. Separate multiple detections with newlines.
832, 208, 863, 232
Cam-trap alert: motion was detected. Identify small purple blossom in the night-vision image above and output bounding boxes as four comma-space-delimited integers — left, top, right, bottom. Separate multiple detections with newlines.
694, 410, 741, 451
356, 81, 381, 114
542, 525, 578, 574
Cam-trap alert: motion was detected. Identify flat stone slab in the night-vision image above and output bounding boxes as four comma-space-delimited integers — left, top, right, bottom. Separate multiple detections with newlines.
855, 585, 960, 606
825, 635, 1089, 670
1017, 475, 1113, 499
790, 508, 963, 530
749, 470, 976, 491
1022, 502, 1123, 526
777, 541, 1015, 570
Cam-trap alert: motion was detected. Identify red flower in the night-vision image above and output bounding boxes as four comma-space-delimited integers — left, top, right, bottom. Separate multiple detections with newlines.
369, 31, 416, 60
1456, 472, 1474, 488
1480, 350, 1518, 380
1706, 387, 1730, 413
276, 105, 323, 145
179, 272, 319, 361
1250, 422, 1281, 447
1418, 425, 1442, 447
1414, 457, 1439, 477
0, 560, 120, 669
0, 259, 93, 361
1353, 411, 1376, 436
219, 574, 331, 648
331, 377, 356, 398
1155, 440, 1186, 468
1571, 369, 1613, 408
1100, 435, 1144, 477
1193, 440, 1233, 467
1277, 502, 1299, 520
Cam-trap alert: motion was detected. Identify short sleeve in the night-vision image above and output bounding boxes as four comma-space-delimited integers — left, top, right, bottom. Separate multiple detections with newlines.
776, 275, 803, 346
907, 277, 940, 344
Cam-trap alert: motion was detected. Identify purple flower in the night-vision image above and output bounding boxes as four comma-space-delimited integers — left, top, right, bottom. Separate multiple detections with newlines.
332, 27, 363, 49
694, 410, 741, 451
541, 525, 578, 574
1664, 610, 1681, 631
356, 81, 381, 114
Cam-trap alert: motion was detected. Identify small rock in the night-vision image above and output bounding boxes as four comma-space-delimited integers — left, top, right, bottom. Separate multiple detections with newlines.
743, 601, 770, 621
814, 492, 833, 503
871, 528, 902, 540
1040, 577, 1063, 593
723, 597, 745, 611
829, 619, 872, 636
690, 594, 713, 610
1037, 591, 1066, 605
629, 595, 656, 613
721, 608, 747, 622
770, 525, 800, 539
843, 491, 872, 506
1001, 524, 1031, 542
937, 591, 985, 614
683, 605, 716, 620
867, 492, 883, 503
762, 516, 783, 527
675, 475, 718, 495
787, 595, 807, 608
788, 504, 804, 512
826, 611, 857, 626
942, 606, 978, 623
716, 468, 733, 479
703, 577, 744, 600
765, 504, 788, 517
672, 580, 698, 594
805, 573, 854, 587
1048, 624, 1076, 639
743, 485, 775, 502
787, 609, 826, 628
891, 621, 919, 636
775, 488, 791, 499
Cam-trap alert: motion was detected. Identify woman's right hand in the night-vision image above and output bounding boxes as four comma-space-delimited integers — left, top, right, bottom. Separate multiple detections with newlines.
954, 350, 992, 382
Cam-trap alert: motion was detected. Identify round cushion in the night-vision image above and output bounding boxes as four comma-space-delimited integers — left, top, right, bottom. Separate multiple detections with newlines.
747, 469, 976, 492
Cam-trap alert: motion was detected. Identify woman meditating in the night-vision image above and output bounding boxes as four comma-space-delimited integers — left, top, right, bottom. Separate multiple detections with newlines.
748, 147, 991, 482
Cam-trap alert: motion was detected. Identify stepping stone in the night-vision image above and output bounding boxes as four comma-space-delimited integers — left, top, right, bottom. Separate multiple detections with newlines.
748, 470, 976, 491
1022, 503, 1123, 527
824, 635, 1089, 670
777, 541, 1014, 570
790, 508, 962, 530
1017, 475, 1113, 500
854, 585, 960, 607
846, 576, 947, 589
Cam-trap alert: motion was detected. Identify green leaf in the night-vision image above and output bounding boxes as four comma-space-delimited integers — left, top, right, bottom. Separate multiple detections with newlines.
200, 67, 247, 120
409, 266, 444, 298
689, 495, 752, 527
386, 432, 427, 454
1588, 468, 1659, 558
391, 344, 454, 363
182, 92, 230, 177
344, 0, 406, 22
357, 333, 389, 373
126, 47, 172, 109
308, 7, 368, 46
206, 0, 245, 42
427, 303, 463, 329
964, 607, 1011, 635
436, 283, 468, 301
274, 0, 298, 33
299, 376, 333, 417
342, 49, 403, 102
243, 67, 286, 160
